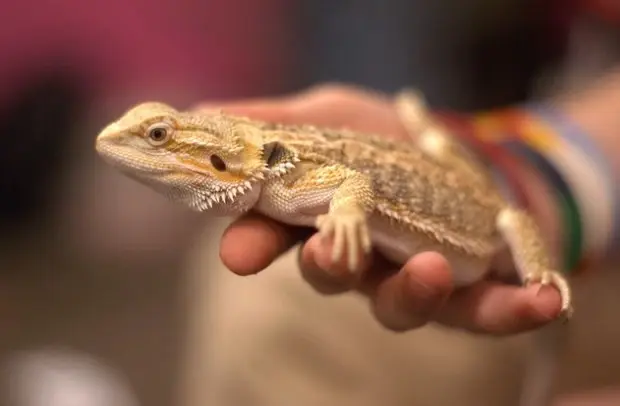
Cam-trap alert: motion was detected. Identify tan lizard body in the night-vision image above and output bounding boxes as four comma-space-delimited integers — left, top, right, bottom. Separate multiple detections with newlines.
95, 90, 573, 405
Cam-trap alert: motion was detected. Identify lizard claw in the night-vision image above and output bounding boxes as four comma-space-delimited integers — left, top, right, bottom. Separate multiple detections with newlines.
524, 269, 574, 320
315, 209, 372, 273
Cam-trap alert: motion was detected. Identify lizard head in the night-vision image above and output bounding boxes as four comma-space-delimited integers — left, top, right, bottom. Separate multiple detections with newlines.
95, 102, 297, 215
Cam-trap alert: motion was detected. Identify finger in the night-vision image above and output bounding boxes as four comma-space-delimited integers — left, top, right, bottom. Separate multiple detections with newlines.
297, 243, 350, 295
297, 233, 372, 294
192, 84, 408, 138
192, 90, 324, 125
368, 252, 453, 332
435, 281, 563, 335
220, 213, 311, 275
291, 85, 406, 136
194, 98, 301, 124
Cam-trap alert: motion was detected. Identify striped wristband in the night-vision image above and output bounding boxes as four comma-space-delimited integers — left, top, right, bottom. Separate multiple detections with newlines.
438, 112, 582, 273
437, 112, 532, 209
471, 106, 616, 273
529, 103, 620, 251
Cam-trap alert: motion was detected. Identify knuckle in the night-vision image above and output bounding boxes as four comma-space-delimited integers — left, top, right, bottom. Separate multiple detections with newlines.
305, 83, 366, 103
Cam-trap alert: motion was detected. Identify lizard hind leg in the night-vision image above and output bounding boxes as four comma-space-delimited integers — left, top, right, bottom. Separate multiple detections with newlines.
495, 207, 574, 320
394, 89, 491, 185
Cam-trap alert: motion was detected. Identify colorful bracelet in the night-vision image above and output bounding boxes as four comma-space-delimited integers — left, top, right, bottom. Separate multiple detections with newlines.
436, 112, 531, 209
438, 112, 583, 273
481, 107, 614, 258
529, 103, 620, 249
471, 107, 615, 273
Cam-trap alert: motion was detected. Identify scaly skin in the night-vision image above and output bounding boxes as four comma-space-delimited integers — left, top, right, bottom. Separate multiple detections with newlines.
95, 91, 572, 319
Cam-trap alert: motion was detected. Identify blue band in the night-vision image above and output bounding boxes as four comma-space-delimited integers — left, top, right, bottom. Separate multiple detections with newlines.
528, 103, 620, 250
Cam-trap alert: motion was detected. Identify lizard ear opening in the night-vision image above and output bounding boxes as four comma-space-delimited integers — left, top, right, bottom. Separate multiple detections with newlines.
262, 141, 295, 168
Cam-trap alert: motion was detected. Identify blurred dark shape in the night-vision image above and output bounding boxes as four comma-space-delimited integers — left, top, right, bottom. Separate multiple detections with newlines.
468, 0, 567, 109
301, 0, 569, 111
0, 69, 87, 233
298, 0, 417, 94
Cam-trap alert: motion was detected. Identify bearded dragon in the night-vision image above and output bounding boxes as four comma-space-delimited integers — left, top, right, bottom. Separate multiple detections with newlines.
95, 89, 573, 406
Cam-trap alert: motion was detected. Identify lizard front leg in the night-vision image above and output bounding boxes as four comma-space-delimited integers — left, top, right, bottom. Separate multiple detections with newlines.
286, 164, 375, 272
315, 166, 374, 272
496, 207, 573, 320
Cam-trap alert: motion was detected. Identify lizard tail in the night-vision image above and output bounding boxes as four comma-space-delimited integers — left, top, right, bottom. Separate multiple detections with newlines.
496, 206, 573, 406
519, 322, 569, 406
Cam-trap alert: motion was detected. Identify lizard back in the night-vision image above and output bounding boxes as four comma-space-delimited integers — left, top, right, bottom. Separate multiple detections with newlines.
257, 121, 506, 258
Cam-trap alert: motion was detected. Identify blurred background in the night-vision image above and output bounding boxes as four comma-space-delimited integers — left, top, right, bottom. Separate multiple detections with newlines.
0, 1, 619, 405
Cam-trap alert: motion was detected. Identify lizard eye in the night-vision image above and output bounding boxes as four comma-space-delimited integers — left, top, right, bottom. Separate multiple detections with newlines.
210, 154, 227, 171
146, 125, 172, 146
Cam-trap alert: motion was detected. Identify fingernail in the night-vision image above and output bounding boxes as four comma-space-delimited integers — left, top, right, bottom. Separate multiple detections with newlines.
405, 271, 436, 298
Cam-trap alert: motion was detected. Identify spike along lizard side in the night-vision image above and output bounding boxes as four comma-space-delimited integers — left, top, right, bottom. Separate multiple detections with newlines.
95, 90, 573, 406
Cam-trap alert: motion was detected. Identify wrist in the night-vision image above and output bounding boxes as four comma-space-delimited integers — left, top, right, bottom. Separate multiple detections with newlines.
552, 68, 620, 175
467, 106, 618, 274
550, 68, 620, 265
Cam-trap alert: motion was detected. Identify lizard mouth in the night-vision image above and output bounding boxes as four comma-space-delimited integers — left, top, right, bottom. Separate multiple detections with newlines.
191, 181, 256, 212
96, 137, 174, 176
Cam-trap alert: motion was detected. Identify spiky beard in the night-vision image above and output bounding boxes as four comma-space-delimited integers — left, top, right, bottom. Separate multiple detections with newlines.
189, 155, 300, 213
191, 180, 255, 211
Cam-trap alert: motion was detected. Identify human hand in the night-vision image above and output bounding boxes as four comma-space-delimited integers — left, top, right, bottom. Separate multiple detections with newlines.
194, 84, 563, 335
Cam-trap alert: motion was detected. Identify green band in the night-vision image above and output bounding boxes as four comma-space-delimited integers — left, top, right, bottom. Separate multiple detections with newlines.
555, 189, 584, 273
